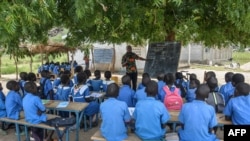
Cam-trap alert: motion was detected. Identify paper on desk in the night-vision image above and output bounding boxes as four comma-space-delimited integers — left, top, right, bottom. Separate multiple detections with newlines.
42, 100, 50, 105
90, 92, 103, 98
56, 101, 69, 108
128, 107, 135, 116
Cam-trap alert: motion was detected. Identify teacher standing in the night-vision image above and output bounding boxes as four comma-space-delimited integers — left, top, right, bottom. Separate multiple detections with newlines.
121, 45, 147, 91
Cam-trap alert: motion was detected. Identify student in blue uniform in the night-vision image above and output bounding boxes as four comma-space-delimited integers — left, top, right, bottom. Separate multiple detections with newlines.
69, 72, 99, 127
118, 75, 135, 107
102, 71, 115, 92
178, 84, 219, 141
224, 82, 250, 125
72, 65, 83, 85
133, 76, 151, 104
100, 83, 131, 141
91, 70, 103, 92
18, 72, 28, 97
83, 69, 92, 90
0, 82, 7, 135
23, 81, 47, 141
40, 70, 54, 100
133, 80, 170, 141
137, 73, 150, 90
55, 74, 72, 117
219, 72, 234, 97
185, 79, 200, 102
156, 73, 165, 99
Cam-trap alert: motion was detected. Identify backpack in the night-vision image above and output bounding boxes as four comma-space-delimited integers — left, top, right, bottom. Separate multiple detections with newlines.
163, 86, 183, 110
206, 92, 225, 113
38, 78, 48, 99
174, 79, 187, 98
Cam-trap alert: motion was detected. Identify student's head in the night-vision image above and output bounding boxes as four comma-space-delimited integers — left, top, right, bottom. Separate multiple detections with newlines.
207, 77, 218, 92
195, 84, 210, 100
126, 45, 132, 52
122, 75, 131, 86
77, 72, 87, 84
175, 72, 183, 80
24, 81, 38, 95
27, 72, 37, 82
225, 72, 234, 83
60, 74, 70, 85
145, 80, 158, 97
19, 72, 28, 81
6, 80, 20, 91
164, 73, 175, 86
106, 83, 119, 98
204, 71, 216, 82
142, 76, 151, 87
104, 71, 112, 80
189, 73, 197, 81
63, 70, 72, 77
189, 79, 200, 89
94, 70, 101, 79
234, 82, 250, 97
142, 73, 150, 78
41, 70, 50, 78
74, 66, 83, 73
157, 73, 165, 81
232, 73, 245, 87
83, 69, 92, 78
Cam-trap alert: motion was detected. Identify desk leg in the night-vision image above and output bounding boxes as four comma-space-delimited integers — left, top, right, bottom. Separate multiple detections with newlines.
66, 128, 69, 141
75, 112, 79, 141
24, 126, 30, 141
15, 123, 21, 141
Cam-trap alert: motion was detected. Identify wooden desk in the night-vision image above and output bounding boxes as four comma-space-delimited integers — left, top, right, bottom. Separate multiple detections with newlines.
91, 130, 141, 141
44, 100, 89, 141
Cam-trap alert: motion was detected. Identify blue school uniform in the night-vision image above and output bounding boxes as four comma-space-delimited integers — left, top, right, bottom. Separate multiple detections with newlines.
178, 100, 219, 141
224, 94, 250, 125
40, 78, 53, 99
5, 90, 23, 120
157, 80, 165, 98
134, 87, 147, 103
91, 79, 103, 92
0, 90, 5, 102
219, 82, 234, 105
185, 88, 196, 102
100, 98, 131, 141
0, 97, 6, 118
55, 85, 71, 101
102, 80, 115, 92
23, 93, 47, 124
118, 85, 135, 107
52, 65, 60, 75
70, 85, 99, 116
133, 97, 170, 140
137, 83, 144, 90
53, 78, 74, 88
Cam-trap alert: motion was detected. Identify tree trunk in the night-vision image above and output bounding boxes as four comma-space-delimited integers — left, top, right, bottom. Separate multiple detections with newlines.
165, 31, 176, 41
30, 56, 33, 72
14, 55, 18, 80
0, 56, 2, 78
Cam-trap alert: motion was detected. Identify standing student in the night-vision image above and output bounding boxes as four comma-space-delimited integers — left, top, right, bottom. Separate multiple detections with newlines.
0, 82, 7, 135
121, 45, 147, 91
178, 84, 219, 141
224, 82, 250, 125
118, 75, 135, 107
133, 80, 170, 141
23, 81, 47, 141
100, 83, 131, 141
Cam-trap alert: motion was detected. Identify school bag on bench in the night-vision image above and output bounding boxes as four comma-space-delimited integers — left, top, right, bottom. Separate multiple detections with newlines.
206, 92, 225, 113
163, 86, 183, 110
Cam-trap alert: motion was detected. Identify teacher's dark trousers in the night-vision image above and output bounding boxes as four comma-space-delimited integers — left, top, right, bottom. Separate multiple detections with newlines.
127, 72, 138, 91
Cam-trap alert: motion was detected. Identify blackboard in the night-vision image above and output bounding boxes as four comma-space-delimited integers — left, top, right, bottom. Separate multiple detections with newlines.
93, 48, 114, 64
144, 42, 181, 78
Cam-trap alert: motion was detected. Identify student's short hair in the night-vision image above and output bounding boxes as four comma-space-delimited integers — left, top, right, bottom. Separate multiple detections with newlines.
157, 73, 165, 81
41, 70, 49, 78
104, 71, 111, 79
60, 74, 70, 85
142, 73, 150, 78
175, 72, 183, 79
94, 70, 101, 79
74, 66, 83, 73
145, 80, 158, 96
189, 73, 197, 80
24, 81, 37, 94
225, 72, 234, 82
142, 76, 151, 87
205, 71, 216, 81
232, 73, 245, 85
63, 70, 71, 76
19, 72, 28, 81
122, 75, 131, 85
106, 83, 119, 98
84, 69, 92, 78
189, 79, 200, 89
164, 73, 175, 85
235, 82, 250, 96
77, 72, 87, 84
195, 84, 210, 99
207, 77, 218, 92
27, 72, 37, 81
6, 80, 18, 90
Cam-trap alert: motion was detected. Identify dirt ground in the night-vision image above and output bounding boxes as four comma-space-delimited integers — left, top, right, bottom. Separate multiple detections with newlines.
1, 68, 250, 141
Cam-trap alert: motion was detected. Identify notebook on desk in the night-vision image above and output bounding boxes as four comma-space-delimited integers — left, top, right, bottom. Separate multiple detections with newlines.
56, 101, 69, 108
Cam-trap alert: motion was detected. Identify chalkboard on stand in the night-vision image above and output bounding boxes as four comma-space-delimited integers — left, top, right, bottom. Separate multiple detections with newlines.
144, 42, 181, 78
93, 48, 115, 71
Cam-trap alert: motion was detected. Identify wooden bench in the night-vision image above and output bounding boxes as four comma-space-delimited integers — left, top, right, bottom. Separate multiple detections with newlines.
91, 130, 141, 141
0, 114, 69, 141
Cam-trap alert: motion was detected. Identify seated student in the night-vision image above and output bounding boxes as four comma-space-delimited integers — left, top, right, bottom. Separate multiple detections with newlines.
118, 75, 135, 107
84, 69, 93, 91
40, 70, 54, 100
185, 79, 200, 102
186, 73, 197, 91
178, 84, 219, 141
175, 72, 188, 98
102, 71, 115, 92
100, 83, 131, 141
52, 62, 60, 76
137, 73, 150, 90
133, 80, 170, 141
203, 71, 219, 92
224, 82, 250, 125
156, 73, 165, 99
23, 81, 47, 141
18, 72, 28, 97
69, 72, 99, 128
91, 70, 103, 92
55, 74, 72, 117
72, 65, 84, 85
53, 70, 64, 88
224, 73, 245, 105
219, 72, 234, 96
133, 76, 151, 104
0, 82, 7, 135
206, 77, 225, 113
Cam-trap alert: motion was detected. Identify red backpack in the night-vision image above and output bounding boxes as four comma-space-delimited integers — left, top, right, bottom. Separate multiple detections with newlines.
163, 86, 183, 110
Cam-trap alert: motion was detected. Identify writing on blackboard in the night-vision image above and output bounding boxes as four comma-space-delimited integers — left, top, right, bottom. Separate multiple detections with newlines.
93, 48, 114, 64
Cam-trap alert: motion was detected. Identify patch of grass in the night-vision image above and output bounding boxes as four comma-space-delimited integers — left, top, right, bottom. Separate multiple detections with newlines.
233, 52, 250, 65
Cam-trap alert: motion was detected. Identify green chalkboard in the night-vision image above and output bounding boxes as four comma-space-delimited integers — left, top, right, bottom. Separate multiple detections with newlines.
144, 42, 181, 78
93, 48, 114, 64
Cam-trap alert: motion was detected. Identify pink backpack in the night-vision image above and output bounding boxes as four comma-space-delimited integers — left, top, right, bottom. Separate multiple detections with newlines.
163, 86, 183, 110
